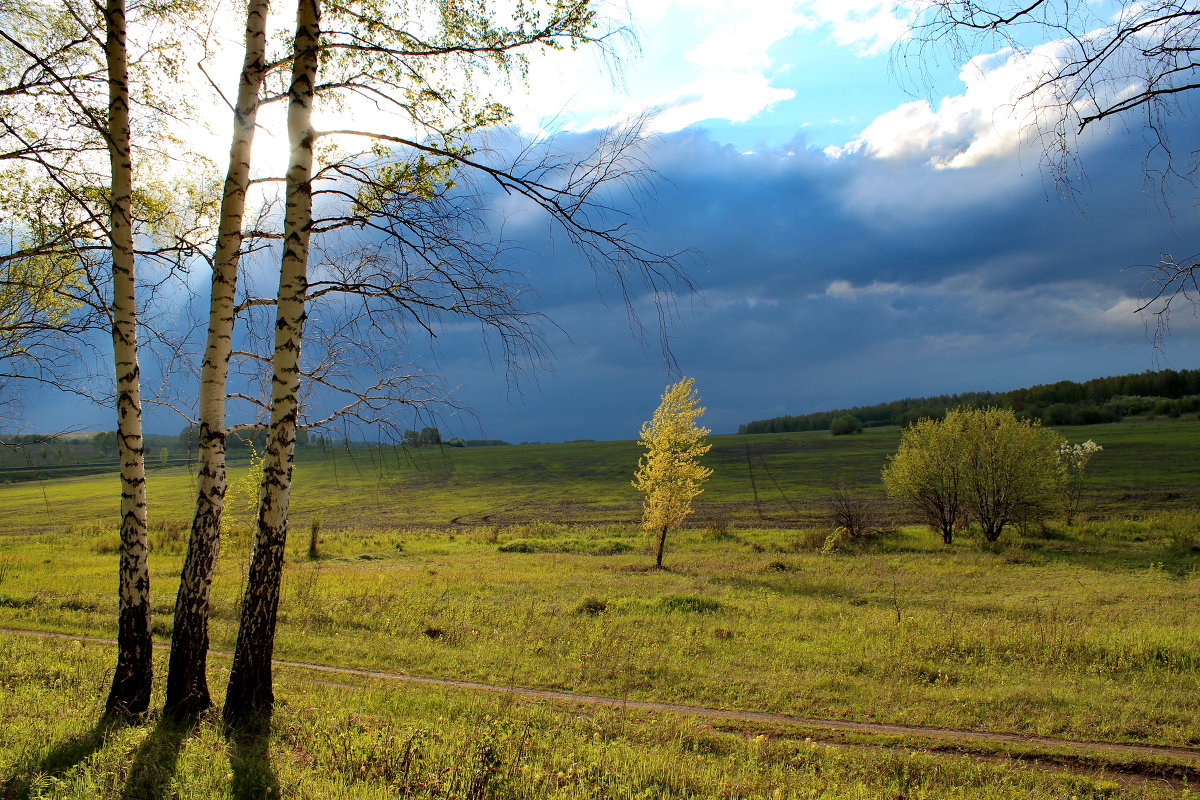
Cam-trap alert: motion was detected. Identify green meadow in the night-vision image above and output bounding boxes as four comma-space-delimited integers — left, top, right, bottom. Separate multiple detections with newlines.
7, 418, 1196, 531
2, 419, 1200, 797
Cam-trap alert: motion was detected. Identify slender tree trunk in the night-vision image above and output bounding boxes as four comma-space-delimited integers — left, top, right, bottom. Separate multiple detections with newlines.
103, 0, 152, 719
164, 0, 271, 720
655, 525, 667, 569
223, 0, 319, 727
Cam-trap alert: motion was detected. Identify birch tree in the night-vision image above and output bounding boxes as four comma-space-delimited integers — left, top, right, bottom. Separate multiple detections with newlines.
100, 0, 155, 718
164, 0, 272, 720
219, 0, 689, 725
222, 0, 320, 726
0, 0, 154, 717
3, 0, 213, 717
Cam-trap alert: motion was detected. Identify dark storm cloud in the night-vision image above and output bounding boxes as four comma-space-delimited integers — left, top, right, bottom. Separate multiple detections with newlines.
427, 122, 1200, 442
15, 119, 1200, 442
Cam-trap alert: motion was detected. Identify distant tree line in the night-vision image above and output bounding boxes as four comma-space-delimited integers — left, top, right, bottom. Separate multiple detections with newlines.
403, 427, 443, 446
1, 430, 206, 469
0, 426, 512, 472
177, 426, 323, 452
401, 429, 512, 447
739, 369, 1200, 434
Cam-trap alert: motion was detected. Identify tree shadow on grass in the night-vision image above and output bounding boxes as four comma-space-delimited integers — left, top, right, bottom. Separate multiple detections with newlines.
120, 716, 192, 800
228, 722, 279, 800
1, 716, 123, 800
1014, 535, 1199, 576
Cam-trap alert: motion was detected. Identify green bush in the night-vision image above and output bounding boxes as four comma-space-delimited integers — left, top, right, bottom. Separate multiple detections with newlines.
830, 415, 863, 436
574, 597, 608, 615
884, 407, 1063, 544
655, 594, 721, 614
498, 538, 633, 555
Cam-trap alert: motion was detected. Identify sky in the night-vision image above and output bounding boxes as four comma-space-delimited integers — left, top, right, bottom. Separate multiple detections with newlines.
18, 0, 1200, 441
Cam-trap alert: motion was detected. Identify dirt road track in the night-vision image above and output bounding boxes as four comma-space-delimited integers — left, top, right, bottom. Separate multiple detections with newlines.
5, 625, 1200, 768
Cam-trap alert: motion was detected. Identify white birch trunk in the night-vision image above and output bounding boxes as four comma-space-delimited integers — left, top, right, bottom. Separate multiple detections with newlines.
223, 0, 319, 726
164, 0, 271, 719
103, 0, 152, 719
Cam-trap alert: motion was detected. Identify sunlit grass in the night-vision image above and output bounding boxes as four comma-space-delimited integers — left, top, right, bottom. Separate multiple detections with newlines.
2, 420, 1199, 797
0, 635, 1187, 799
2, 517, 1199, 746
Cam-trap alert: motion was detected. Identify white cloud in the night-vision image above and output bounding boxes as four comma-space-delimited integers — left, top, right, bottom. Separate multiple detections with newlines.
649, 72, 797, 133
823, 279, 907, 299
936, 276, 1152, 337
700, 290, 782, 311
502, 1, 829, 136
815, 270, 1156, 340
827, 47, 1029, 166
683, 1, 809, 72
826, 32, 1128, 169
557, 71, 796, 135
797, 0, 918, 55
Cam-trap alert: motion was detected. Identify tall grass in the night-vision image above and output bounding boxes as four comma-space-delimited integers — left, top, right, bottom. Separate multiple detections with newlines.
2, 518, 1199, 745
2, 422, 1199, 797
0, 636, 1176, 799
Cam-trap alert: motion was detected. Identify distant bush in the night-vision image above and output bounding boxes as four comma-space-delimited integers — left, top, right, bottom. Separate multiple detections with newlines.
1154, 398, 1182, 418
1108, 395, 1156, 415
1043, 402, 1120, 426
497, 540, 539, 553
90, 534, 120, 555
829, 415, 863, 436
827, 486, 879, 539
706, 515, 733, 538
147, 520, 187, 555
503, 520, 566, 539
655, 594, 721, 614
574, 597, 608, 615
498, 538, 633, 555
607, 594, 723, 614
788, 530, 830, 551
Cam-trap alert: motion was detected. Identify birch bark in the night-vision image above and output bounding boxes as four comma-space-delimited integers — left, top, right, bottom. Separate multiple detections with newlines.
102, 0, 151, 719
223, 0, 318, 726
164, 0, 271, 719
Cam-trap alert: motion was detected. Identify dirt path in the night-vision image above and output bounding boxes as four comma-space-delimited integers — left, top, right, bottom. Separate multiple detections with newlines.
6, 624, 1200, 769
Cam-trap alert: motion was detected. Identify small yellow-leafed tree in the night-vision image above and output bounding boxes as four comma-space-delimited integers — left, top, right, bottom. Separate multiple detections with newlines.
633, 378, 713, 569
224, 445, 264, 535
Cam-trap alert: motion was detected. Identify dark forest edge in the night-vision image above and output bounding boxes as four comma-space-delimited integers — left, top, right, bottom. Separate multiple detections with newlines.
0, 426, 511, 483
739, 368, 1200, 435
